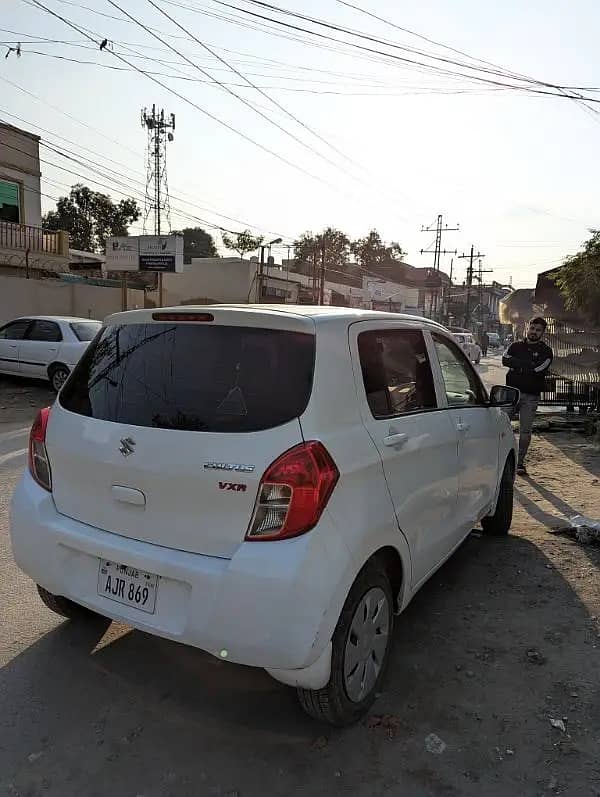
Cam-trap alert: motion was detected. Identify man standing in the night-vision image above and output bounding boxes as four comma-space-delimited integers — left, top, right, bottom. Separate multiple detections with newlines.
502, 317, 553, 476
480, 330, 489, 357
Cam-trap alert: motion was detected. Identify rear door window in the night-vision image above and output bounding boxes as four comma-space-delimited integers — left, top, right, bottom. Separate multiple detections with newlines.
59, 323, 315, 433
358, 328, 437, 418
27, 320, 63, 342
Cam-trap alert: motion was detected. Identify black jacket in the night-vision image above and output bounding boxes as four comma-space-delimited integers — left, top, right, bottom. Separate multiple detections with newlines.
503, 340, 553, 396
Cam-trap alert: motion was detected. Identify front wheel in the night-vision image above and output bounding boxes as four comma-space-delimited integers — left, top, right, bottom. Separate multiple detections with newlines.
297, 563, 394, 726
482, 459, 514, 535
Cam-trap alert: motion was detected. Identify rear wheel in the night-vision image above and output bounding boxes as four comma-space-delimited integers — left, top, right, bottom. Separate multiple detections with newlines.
49, 364, 69, 392
297, 563, 394, 726
482, 459, 514, 535
37, 585, 100, 620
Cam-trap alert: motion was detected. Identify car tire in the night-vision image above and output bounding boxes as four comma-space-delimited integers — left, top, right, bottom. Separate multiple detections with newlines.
49, 364, 70, 393
482, 459, 514, 535
296, 562, 394, 726
37, 585, 100, 620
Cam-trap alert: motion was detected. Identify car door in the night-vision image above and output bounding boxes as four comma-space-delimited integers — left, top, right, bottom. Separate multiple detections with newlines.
430, 331, 499, 533
19, 320, 63, 379
0, 319, 32, 375
350, 323, 460, 587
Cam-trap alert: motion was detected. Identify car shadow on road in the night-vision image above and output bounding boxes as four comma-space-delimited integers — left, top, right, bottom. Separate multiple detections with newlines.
1, 534, 599, 796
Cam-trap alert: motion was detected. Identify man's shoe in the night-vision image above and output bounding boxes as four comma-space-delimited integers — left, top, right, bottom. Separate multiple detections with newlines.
517, 464, 528, 476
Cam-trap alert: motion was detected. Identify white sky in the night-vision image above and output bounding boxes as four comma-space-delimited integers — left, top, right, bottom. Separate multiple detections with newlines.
3, 0, 599, 287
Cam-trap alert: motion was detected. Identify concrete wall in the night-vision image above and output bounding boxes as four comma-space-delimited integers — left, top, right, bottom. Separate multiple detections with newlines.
0, 276, 144, 325
0, 123, 42, 227
363, 276, 420, 311
162, 257, 256, 305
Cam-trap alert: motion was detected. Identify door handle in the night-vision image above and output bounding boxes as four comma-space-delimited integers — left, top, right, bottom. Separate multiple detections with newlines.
383, 432, 408, 447
456, 422, 470, 433
8, 344, 17, 349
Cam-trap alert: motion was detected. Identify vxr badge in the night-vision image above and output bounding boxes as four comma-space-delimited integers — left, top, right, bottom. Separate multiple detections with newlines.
119, 437, 136, 457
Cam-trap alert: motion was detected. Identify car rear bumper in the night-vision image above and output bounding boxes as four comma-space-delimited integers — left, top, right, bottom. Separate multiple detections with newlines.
10, 473, 355, 671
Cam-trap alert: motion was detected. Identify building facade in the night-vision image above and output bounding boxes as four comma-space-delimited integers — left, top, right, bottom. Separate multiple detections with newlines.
0, 122, 68, 273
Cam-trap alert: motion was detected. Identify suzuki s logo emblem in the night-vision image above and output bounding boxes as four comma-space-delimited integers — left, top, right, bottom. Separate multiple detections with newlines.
119, 437, 136, 457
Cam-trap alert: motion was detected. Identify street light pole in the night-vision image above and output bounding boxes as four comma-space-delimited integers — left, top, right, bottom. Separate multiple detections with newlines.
257, 237, 283, 302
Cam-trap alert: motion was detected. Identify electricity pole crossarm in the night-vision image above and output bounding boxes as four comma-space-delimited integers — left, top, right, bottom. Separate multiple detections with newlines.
458, 245, 488, 328
420, 214, 460, 322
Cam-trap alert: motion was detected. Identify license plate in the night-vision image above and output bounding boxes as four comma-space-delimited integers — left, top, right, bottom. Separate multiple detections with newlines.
97, 560, 159, 614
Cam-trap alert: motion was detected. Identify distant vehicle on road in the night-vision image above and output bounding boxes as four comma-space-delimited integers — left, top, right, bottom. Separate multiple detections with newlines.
452, 332, 482, 364
0, 316, 101, 391
487, 332, 502, 349
11, 306, 518, 725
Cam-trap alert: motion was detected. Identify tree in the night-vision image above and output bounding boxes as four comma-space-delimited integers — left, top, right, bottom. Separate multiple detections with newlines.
351, 229, 406, 278
42, 183, 140, 253
554, 229, 600, 324
221, 229, 263, 258
293, 227, 351, 277
173, 227, 218, 263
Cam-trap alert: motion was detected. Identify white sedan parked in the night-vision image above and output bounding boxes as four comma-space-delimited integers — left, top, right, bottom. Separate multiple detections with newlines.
0, 316, 101, 391
453, 332, 482, 364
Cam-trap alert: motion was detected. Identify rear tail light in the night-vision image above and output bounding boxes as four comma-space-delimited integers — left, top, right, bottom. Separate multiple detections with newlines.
28, 407, 52, 492
246, 441, 339, 541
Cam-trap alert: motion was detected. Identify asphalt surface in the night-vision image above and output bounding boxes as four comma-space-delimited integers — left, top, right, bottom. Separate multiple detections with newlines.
1, 357, 599, 797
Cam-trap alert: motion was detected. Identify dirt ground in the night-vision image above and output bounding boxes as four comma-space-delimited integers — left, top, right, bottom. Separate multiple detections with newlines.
1, 374, 599, 797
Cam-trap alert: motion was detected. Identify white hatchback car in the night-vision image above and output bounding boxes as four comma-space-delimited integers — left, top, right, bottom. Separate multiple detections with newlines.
453, 332, 482, 364
0, 316, 101, 391
10, 306, 518, 725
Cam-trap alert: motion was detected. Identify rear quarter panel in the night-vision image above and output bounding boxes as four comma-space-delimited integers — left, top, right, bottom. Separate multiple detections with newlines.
58, 341, 89, 368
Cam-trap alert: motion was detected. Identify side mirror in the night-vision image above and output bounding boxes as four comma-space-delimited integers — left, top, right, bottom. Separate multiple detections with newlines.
489, 385, 520, 407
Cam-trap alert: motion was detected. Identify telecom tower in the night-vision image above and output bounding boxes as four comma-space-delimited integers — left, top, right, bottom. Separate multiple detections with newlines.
141, 105, 175, 235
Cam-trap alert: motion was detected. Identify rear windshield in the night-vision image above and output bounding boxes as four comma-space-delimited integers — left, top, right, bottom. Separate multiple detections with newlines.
70, 322, 102, 342
59, 323, 315, 433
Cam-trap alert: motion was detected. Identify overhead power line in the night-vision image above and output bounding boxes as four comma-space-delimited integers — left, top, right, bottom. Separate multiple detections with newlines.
26, 0, 421, 217
336, 0, 600, 119
23, 1, 331, 184
6, 47, 518, 97
206, 0, 600, 105
27, 0, 394, 212
144, 0, 363, 167
105, 0, 361, 177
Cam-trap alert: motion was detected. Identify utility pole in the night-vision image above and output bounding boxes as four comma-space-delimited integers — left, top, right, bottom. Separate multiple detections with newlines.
475, 258, 493, 329
420, 214, 459, 322
141, 104, 175, 307
319, 239, 326, 305
458, 245, 487, 328
311, 246, 318, 304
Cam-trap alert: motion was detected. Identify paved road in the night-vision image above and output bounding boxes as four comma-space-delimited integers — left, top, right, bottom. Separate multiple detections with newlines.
477, 351, 507, 391
1, 370, 599, 797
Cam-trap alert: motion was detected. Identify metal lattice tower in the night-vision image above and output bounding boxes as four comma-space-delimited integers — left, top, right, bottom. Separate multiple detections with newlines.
141, 105, 175, 235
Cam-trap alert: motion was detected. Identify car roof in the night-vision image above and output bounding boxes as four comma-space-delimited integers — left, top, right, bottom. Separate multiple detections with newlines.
12, 316, 101, 324
109, 304, 447, 331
